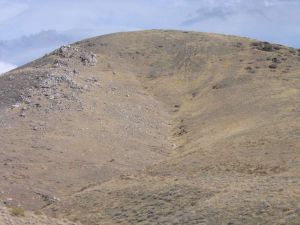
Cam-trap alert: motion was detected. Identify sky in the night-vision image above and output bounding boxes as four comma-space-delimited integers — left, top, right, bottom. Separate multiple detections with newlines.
0, 0, 300, 73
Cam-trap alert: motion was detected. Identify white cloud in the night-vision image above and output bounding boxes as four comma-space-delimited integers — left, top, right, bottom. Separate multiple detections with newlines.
0, 61, 16, 74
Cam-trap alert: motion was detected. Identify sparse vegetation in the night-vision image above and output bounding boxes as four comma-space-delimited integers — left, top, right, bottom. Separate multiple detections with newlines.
34, 210, 43, 215
272, 57, 280, 63
269, 64, 277, 69
245, 66, 255, 73
251, 41, 280, 52
11, 207, 25, 217
212, 83, 223, 89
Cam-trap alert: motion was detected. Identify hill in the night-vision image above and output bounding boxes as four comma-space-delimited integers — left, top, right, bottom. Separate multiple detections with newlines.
0, 30, 299, 224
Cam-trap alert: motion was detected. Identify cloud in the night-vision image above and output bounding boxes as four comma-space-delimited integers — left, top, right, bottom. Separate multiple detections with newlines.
183, 7, 235, 25
0, 0, 29, 23
264, 0, 300, 6
182, 0, 270, 25
0, 0, 189, 40
180, 0, 300, 47
0, 61, 15, 74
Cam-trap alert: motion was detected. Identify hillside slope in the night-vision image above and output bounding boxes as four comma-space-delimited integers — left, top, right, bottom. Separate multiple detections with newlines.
0, 30, 299, 225
0, 203, 79, 225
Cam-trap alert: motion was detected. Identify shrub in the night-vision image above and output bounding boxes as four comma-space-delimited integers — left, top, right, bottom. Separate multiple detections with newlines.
11, 207, 25, 217
251, 41, 276, 52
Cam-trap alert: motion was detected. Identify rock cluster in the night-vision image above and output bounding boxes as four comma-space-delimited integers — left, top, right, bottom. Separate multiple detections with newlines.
12, 44, 99, 116
17, 74, 82, 117
52, 45, 97, 66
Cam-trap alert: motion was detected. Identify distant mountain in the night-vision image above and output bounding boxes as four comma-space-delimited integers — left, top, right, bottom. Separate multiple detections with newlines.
0, 30, 76, 66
